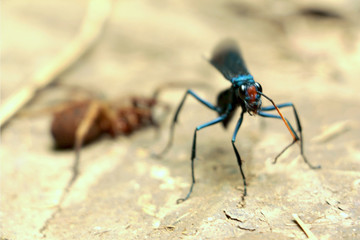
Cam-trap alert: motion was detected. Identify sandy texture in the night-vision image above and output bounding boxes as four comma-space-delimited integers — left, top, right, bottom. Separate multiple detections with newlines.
1, 0, 360, 239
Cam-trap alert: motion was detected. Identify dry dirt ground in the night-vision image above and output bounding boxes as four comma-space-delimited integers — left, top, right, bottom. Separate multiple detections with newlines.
1, 0, 360, 239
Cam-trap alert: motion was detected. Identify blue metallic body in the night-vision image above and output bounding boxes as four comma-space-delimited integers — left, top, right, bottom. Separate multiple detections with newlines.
231, 74, 254, 86
158, 39, 320, 203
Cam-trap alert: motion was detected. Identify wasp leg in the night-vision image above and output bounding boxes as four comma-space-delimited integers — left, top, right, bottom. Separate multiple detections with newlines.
177, 114, 227, 204
259, 103, 320, 169
156, 89, 220, 157
231, 110, 247, 197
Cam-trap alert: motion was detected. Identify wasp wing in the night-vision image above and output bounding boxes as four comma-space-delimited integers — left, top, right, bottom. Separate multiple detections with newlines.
210, 39, 250, 81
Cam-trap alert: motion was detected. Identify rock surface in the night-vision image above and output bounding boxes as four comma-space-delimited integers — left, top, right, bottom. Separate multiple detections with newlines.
1, 0, 360, 239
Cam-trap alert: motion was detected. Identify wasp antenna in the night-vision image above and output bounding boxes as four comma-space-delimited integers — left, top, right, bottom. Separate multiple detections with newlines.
258, 91, 297, 141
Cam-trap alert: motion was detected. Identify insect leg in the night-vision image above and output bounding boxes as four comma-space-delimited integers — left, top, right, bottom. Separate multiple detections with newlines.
177, 114, 228, 204
258, 111, 296, 161
72, 102, 102, 184
156, 89, 219, 157
258, 105, 320, 169
231, 110, 247, 196
57, 101, 101, 209
261, 103, 301, 138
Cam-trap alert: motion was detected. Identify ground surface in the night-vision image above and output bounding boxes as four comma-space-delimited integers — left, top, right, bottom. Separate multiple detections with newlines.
1, 0, 360, 239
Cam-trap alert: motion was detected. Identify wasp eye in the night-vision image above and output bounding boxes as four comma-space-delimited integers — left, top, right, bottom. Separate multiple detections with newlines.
238, 84, 246, 96
255, 82, 262, 92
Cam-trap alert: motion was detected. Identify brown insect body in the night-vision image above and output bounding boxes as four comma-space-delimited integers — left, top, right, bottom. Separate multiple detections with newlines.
51, 97, 157, 149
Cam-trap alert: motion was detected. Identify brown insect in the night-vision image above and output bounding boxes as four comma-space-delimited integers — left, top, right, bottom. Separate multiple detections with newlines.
48, 82, 201, 198
49, 91, 167, 194
38, 89, 168, 229
50, 82, 199, 153
51, 96, 159, 150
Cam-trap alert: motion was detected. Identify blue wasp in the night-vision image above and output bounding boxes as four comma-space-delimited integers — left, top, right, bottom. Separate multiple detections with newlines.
158, 39, 320, 203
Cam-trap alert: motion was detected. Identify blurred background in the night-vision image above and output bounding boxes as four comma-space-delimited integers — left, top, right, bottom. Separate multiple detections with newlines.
1, 0, 360, 239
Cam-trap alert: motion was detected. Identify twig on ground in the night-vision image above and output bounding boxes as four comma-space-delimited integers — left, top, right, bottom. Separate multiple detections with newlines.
0, 0, 112, 130
293, 213, 318, 240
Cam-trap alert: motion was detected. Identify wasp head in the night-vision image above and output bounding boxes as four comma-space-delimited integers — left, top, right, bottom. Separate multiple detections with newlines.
236, 82, 262, 115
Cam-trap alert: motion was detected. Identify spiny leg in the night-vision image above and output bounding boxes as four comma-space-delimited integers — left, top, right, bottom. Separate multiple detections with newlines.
38, 102, 101, 235
55, 101, 101, 213
177, 114, 228, 204
259, 103, 320, 169
155, 89, 219, 158
231, 111, 247, 197
72, 102, 102, 188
